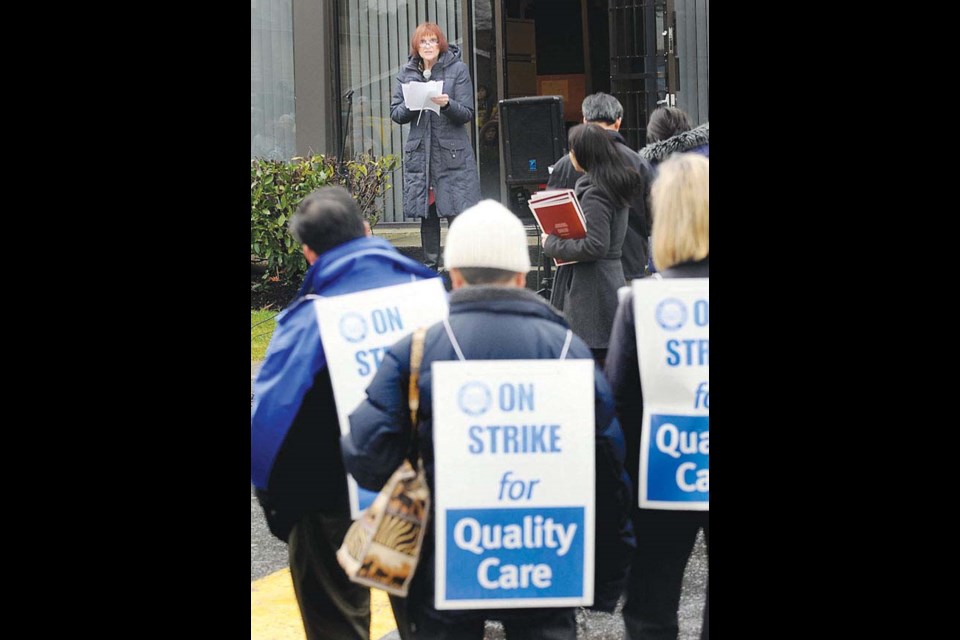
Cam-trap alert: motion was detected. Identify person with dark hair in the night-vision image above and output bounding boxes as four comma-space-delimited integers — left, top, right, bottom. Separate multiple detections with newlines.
392, 21, 481, 272
343, 199, 635, 639
640, 106, 709, 166
288, 187, 366, 255
644, 106, 691, 145
251, 186, 439, 640
638, 106, 708, 274
542, 123, 641, 368
548, 92, 655, 281
604, 153, 710, 640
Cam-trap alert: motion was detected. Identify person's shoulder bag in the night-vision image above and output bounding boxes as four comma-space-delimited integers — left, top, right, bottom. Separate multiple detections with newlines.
336, 327, 431, 597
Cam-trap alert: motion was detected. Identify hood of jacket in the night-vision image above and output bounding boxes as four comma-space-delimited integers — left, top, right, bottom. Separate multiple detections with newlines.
403, 43, 463, 73
292, 236, 435, 302
448, 284, 569, 327
639, 121, 709, 163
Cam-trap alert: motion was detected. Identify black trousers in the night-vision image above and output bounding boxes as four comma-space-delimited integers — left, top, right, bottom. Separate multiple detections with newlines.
622, 509, 709, 640
394, 604, 577, 640
420, 203, 457, 271
288, 512, 370, 640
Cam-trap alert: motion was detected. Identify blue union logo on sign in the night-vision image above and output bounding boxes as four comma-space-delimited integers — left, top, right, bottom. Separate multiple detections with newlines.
458, 382, 492, 416
445, 507, 584, 600
339, 312, 368, 342
655, 298, 687, 331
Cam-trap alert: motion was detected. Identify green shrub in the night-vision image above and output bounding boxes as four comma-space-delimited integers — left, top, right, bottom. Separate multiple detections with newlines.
251, 154, 398, 282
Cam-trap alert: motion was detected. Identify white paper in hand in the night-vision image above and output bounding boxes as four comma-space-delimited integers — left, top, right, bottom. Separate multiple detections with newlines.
401, 80, 445, 115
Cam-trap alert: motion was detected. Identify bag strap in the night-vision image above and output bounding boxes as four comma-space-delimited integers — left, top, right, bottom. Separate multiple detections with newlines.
408, 326, 428, 432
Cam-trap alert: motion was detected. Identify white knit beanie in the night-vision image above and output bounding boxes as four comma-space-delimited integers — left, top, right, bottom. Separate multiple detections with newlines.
444, 200, 531, 273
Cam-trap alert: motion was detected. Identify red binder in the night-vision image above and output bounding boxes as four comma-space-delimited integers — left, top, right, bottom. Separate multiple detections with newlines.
527, 189, 587, 267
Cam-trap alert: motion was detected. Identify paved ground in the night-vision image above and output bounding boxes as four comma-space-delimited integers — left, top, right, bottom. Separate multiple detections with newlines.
252, 361, 707, 639
373, 532, 706, 640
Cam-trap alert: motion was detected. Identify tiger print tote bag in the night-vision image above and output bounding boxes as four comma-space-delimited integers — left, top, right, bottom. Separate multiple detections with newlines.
336, 327, 431, 597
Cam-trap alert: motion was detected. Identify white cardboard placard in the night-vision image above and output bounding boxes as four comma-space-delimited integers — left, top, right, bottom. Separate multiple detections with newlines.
432, 359, 595, 609
314, 278, 448, 518
632, 278, 709, 510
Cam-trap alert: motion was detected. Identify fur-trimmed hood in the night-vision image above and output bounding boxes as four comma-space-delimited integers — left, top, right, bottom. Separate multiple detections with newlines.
639, 122, 709, 164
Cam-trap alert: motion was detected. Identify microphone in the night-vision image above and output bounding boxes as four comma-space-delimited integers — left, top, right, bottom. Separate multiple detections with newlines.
344, 89, 355, 100
423, 69, 432, 80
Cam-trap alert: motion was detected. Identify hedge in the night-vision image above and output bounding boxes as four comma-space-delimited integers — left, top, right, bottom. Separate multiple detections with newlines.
251, 154, 398, 282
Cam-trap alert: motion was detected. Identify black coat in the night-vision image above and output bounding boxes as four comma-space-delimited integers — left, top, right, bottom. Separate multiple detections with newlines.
603, 257, 709, 498
343, 286, 636, 618
548, 128, 654, 279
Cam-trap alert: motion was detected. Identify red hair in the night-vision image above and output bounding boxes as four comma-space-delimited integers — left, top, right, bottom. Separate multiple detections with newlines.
410, 22, 448, 58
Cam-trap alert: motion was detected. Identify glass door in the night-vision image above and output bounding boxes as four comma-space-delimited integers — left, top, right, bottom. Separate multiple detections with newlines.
470, 0, 505, 203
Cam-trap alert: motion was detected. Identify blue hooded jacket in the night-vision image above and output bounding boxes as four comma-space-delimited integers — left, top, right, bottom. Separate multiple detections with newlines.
251, 236, 438, 492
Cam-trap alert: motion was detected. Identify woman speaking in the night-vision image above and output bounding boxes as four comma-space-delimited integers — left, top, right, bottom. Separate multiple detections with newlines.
391, 22, 481, 272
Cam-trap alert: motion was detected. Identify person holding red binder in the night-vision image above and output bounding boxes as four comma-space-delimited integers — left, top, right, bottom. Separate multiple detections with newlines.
547, 92, 655, 281
541, 123, 642, 368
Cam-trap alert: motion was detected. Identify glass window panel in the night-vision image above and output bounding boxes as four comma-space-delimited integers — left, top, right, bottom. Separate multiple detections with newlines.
251, 0, 297, 160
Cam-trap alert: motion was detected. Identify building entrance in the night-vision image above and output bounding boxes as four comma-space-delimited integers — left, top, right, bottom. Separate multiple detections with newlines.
472, 0, 614, 208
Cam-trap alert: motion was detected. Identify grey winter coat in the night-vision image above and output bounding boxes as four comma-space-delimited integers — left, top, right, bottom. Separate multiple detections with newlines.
544, 174, 628, 349
391, 44, 481, 219
548, 128, 654, 280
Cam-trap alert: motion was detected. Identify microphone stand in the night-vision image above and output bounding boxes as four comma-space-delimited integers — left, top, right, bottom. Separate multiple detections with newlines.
538, 250, 553, 301
514, 185, 553, 300
339, 90, 355, 182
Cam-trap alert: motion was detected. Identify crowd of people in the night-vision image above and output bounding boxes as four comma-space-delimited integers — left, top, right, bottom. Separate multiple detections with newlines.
253, 20, 709, 640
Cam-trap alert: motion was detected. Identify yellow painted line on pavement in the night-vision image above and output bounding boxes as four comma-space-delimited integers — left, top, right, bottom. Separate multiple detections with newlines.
369, 588, 398, 639
251, 568, 398, 639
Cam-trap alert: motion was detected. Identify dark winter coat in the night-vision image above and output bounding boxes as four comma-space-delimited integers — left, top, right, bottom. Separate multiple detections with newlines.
639, 122, 710, 167
544, 174, 629, 349
391, 44, 481, 219
548, 128, 654, 280
342, 285, 636, 619
603, 257, 709, 499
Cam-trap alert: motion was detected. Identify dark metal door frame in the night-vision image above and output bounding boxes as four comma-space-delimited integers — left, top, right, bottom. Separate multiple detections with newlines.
608, 0, 672, 148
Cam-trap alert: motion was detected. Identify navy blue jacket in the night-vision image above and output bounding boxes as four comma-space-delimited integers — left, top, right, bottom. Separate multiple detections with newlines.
342, 285, 636, 618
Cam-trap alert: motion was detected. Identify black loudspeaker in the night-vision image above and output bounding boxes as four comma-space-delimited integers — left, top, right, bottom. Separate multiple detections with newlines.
499, 96, 566, 185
